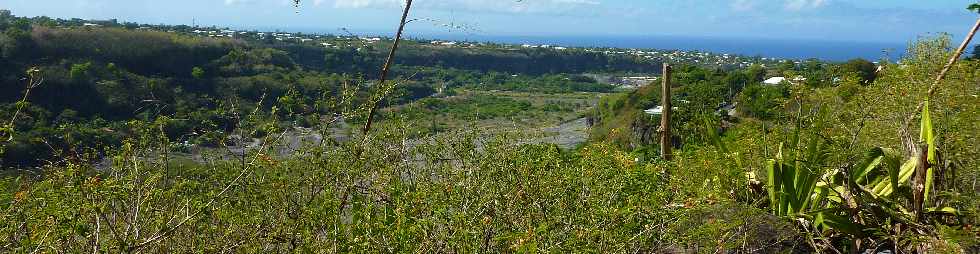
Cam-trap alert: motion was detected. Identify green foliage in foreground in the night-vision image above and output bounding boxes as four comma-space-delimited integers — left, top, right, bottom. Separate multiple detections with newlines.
581, 35, 980, 252
1, 12, 979, 253
0, 122, 800, 252
761, 36, 980, 252
766, 103, 948, 241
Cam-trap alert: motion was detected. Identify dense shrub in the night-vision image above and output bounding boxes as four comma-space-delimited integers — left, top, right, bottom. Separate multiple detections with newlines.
0, 121, 801, 252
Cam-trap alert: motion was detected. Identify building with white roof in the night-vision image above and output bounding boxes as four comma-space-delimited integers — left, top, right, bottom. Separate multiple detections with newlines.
763, 77, 788, 85
644, 106, 679, 115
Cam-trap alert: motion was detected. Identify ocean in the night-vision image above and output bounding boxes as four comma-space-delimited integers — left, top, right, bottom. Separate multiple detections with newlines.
413, 34, 922, 62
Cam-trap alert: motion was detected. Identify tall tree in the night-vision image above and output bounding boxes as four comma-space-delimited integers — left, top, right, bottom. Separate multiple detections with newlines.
746, 64, 766, 82
0, 9, 11, 30
840, 58, 878, 84
0, 27, 35, 59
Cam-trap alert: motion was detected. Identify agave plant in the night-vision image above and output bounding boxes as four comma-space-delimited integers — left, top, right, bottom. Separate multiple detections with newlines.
766, 141, 826, 218
766, 99, 958, 242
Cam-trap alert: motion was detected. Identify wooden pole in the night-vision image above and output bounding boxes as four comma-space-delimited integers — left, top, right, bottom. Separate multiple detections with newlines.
659, 64, 673, 161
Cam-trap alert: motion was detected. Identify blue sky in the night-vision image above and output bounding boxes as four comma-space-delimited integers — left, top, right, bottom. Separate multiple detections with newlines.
4, 0, 979, 43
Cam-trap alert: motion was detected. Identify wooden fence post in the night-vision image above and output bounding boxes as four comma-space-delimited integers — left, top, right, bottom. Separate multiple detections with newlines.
660, 64, 673, 161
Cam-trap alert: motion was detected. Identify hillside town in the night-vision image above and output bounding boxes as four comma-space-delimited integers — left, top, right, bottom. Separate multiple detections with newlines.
45, 17, 786, 71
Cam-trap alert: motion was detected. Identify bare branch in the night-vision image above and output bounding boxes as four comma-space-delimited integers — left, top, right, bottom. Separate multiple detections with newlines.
362, 0, 414, 135
900, 18, 980, 151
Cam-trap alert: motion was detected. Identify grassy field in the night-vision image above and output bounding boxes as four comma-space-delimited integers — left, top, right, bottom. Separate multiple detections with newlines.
381, 90, 605, 139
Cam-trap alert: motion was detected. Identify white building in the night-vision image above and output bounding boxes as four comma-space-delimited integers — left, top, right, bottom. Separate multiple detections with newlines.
763, 77, 788, 85
644, 106, 679, 115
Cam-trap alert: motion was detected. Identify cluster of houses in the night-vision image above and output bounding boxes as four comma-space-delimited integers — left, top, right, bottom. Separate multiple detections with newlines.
507, 47, 784, 69
622, 50, 780, 69
428, 40, 496, 49
520, 44, 568, 50
187, 28, 331, 44
614, 76, 658, 89
192, 29, 245, 38
184, 28, 395, 50
430, 40, 457, 46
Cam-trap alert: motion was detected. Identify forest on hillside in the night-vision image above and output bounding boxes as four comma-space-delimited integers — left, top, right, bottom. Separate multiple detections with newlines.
2, 4, 980, 253
0, 10, 648, 167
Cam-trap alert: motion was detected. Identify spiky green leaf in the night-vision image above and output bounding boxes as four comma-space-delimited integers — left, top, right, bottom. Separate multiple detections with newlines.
920, 100, 937, 164
924, 167, 934, 205
925, 207, 959, 215
852, 148, 884, 183
766, 159, 779, 215
815, 212, 864, 236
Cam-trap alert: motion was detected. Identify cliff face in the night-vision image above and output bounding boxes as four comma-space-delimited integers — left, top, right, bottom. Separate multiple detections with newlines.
629, 116, 657, 149
587, 111, 656, 149
587, 83, 662, 149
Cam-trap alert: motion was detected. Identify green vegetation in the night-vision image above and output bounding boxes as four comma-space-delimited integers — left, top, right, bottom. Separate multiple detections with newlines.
1, 9, 980, 253
737, 83, 788, 120
191, 66, 205, 79
840, 58, 879, 84
0, 12, 626, 167
587, 35, 980, 252
393, 43, 662, 75
0, 123, 802, 252
465, 73, 615, 93
589, 65, 763, 150
391, 90, 598, 136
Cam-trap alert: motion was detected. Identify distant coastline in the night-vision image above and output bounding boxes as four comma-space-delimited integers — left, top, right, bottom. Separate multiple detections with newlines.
414, 34, 911, 62
251, 26, 979, 62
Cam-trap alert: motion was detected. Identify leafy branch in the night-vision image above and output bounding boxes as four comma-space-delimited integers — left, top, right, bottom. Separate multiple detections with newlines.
1, 67, 43, 156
